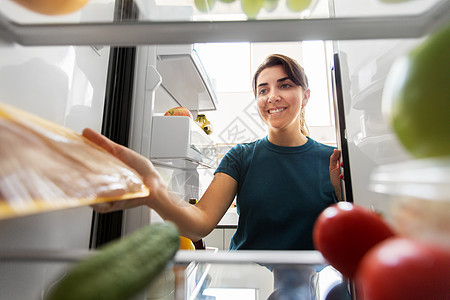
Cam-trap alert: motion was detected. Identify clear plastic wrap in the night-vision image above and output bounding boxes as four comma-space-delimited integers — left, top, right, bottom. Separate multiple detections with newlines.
0, 102, 149, 220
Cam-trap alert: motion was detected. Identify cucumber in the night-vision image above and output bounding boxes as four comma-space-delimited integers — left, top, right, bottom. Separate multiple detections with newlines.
46, 222, 179, 300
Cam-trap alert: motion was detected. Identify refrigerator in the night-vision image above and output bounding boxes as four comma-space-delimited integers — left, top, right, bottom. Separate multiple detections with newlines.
0, 0, 448, 299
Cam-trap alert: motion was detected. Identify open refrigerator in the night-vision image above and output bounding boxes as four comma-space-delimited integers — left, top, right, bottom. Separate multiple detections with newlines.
0, 0, 449, 299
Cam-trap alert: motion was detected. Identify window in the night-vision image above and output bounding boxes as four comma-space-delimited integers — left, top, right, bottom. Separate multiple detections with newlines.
194, 41, 336, 146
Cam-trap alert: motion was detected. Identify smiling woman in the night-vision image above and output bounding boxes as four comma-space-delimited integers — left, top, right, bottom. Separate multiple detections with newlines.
82, 52, 343, 253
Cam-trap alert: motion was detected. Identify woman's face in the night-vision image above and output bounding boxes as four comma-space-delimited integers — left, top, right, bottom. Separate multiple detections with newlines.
256, 65, 309, 132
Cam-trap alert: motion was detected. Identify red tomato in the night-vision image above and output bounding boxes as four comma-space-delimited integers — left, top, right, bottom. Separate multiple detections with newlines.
356, 237, 450, 300
313, 202, 395, 279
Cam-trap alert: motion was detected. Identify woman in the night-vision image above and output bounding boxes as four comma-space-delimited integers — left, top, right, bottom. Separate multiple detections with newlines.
83, 54, 342, 251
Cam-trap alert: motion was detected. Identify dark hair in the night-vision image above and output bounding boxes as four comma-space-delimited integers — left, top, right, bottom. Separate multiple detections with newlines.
252, 54, 309, 97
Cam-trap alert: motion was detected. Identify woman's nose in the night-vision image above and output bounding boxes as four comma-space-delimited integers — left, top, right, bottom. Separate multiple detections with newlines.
268, 94, 280, 103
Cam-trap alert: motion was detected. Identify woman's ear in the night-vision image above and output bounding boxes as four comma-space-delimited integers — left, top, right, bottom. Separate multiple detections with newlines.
302, 88, 310, 107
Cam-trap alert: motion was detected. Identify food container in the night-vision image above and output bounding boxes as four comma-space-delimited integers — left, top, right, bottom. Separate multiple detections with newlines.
370, 157, 450, 248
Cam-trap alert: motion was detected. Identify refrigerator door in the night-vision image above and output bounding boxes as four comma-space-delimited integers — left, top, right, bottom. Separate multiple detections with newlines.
0, 3, 113, 298
0, 44, 111, 299
331, 37, 427, 213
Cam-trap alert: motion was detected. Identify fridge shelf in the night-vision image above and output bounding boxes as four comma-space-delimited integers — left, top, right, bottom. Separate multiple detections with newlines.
0, 0, 448, 46
0, 248, 92, 263
0, 248, 324, 265
150, 116, 217, 170
0, 248, 336, 300
156, 45, 218, 112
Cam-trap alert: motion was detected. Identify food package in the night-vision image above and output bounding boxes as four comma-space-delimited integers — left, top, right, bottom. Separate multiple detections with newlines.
0, 102, 149, 220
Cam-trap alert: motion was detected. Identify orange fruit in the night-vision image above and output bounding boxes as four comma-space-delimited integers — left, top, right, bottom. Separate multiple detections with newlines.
12, 0, 89, 15
179, 236, 195, 250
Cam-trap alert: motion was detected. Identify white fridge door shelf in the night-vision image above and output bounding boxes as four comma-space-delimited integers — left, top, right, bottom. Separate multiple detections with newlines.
156, 45, 218, 112
150, 116, 216, 170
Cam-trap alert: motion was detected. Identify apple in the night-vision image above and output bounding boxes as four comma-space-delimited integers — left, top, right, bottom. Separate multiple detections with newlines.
164, 107, 193, 119
12, 0, 90, 15
382, 24, 450, 158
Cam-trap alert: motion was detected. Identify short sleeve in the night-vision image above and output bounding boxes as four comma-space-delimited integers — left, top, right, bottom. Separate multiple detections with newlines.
214, 144, 243, 182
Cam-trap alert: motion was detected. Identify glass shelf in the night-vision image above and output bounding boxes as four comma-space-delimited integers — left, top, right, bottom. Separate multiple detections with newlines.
0, 0, 448, 46
1, 248, 345, 300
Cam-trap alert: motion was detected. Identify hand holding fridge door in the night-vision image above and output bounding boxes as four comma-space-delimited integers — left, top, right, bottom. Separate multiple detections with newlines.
329, 149, 343, 201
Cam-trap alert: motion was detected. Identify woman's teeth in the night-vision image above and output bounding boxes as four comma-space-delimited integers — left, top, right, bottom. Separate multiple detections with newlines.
269, 107, 286, 114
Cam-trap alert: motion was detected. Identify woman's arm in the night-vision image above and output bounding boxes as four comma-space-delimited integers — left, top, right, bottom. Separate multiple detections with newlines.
149, 172, 237, 241
82, 128, 237, 241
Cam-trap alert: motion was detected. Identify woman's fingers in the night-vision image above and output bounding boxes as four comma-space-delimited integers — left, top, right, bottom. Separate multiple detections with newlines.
82, 128, 165, 200
82, 128, 146, 175
82, 128, 117, 155
329, 149, 341, 171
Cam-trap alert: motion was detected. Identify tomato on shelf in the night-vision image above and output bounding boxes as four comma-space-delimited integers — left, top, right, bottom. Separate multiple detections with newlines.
355, 237, 450, 300
313, 202, 395, 279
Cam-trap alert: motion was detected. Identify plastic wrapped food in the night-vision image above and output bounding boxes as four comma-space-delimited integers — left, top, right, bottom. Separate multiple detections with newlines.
0, 102, 149, 220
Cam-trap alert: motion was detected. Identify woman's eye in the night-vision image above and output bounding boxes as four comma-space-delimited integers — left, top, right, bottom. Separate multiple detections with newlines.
258, 89, 268, 95
280, 83, 292, 89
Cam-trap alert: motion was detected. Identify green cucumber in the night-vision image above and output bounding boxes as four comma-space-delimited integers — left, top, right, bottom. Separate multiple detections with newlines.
46, 222, 179, 300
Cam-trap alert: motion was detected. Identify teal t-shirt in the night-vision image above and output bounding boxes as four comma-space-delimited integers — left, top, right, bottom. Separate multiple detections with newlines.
215, 136, 337, 250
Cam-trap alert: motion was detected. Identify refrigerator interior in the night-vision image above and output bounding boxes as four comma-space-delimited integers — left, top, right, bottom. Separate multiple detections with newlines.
0, 0, 448, 299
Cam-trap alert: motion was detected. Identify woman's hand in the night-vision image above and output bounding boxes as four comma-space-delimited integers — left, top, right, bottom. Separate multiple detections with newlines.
82, 129, 228, 240
329, 149, 343, 201
82, 128, 165, 213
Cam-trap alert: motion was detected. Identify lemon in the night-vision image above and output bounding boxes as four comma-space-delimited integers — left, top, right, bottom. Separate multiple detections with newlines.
179, 236, 195, 250
382, 24, 450, 158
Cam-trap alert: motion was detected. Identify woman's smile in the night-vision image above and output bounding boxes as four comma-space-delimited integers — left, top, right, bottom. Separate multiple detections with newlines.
268, 107, 287, 115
